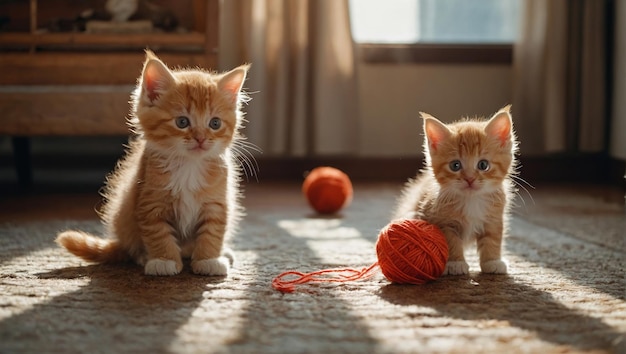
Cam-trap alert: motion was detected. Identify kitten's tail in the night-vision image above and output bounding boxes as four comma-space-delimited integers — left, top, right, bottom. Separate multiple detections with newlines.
56, 231, 129, 264
222, 247, 236, 267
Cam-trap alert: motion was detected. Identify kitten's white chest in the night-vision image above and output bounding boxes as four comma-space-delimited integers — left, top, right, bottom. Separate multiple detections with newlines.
461, 195, 490, 240
166, 158, 208, 238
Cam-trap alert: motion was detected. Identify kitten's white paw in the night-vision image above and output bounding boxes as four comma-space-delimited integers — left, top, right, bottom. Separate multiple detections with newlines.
481, 259, 508, 274
145, 259, 181, 276
192, 257, 229, 276
444, 261, 470, 275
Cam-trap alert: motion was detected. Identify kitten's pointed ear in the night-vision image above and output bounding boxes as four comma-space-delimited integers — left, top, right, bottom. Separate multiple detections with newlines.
218, 64, 250, 104
485, 105, 513, 147
422, 112, 451, 152
140, 51, 175, 103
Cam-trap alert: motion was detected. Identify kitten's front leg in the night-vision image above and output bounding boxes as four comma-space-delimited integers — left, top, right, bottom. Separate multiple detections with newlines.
441, 225, 469, 275
140, 221, 183, 276
191, 203, 230, 276
477, 222, 507, 274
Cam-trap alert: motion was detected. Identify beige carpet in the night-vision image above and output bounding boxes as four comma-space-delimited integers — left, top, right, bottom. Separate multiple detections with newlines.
0, 182, 624, 353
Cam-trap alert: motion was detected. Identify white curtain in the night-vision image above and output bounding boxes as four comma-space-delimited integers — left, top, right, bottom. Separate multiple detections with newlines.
219, 0, 359, 157
513, 0, 608, 155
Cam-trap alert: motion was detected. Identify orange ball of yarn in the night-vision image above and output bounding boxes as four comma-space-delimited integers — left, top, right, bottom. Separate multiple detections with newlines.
302, 166, 353, 214
376, 219, 449, 284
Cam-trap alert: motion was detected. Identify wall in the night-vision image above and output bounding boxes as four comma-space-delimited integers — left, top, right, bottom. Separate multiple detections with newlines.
611, 0, 626, 160
356, 63, 513, 157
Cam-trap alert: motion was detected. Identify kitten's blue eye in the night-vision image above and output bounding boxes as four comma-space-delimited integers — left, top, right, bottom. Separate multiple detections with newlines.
477, 159, 490, 171
175, 116, 190, 129
449, 160, 462, 172
209, 117, 222, 130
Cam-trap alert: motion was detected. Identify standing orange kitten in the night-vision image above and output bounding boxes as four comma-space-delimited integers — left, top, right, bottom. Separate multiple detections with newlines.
57, 51, 251, 276
393, 106, 518, 275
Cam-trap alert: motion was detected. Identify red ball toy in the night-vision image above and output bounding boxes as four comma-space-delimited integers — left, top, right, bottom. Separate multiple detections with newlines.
302, 166, 353, 214
376, 219, 449, 284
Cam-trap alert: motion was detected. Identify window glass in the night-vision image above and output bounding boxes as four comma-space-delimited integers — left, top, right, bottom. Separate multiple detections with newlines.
349, 0, 522, 44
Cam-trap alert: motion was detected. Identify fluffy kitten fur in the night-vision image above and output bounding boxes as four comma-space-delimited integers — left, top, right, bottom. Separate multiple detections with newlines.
56, 51, 250, 276
393, 106, 518, 275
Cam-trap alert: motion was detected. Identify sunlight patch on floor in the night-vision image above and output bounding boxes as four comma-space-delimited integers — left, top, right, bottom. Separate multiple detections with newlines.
277, 218, 377, 266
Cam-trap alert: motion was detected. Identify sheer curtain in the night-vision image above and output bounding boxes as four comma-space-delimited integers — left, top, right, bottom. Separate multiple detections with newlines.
219, 0, 359, 157
512, 0, 609, 155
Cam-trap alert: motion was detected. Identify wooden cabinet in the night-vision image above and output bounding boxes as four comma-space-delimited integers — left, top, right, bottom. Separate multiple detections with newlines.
0, 0, 220, 136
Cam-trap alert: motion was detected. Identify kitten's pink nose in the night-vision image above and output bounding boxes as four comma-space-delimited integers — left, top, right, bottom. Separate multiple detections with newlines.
464, 177, 476, 186
195, 137, 205, 144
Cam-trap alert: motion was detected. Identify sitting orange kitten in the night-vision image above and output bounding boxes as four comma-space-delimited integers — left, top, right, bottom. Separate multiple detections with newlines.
393, 106, 517, 275
57, 51, 250, 276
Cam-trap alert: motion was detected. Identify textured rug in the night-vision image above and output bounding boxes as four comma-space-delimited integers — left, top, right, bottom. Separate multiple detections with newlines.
0, 182, 624, 353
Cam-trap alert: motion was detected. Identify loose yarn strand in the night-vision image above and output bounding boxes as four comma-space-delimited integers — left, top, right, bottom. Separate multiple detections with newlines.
272, 262, 380, 293
271, 219, 448, 293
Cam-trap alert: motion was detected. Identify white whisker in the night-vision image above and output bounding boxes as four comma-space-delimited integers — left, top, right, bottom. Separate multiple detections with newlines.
511, 175, 536, 206
512, 174, 535, 190
236, 140, 263, 153
233, 149, 255, 181
231, 139, 262, 182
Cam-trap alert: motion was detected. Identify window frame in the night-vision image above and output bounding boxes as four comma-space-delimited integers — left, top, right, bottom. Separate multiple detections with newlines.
357, 43, 513, 65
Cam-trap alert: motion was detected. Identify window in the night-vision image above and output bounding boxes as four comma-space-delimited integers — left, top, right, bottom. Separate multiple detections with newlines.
349, 0, 522, 44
